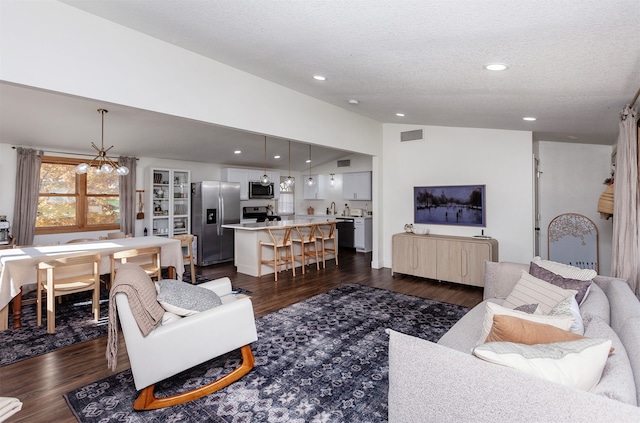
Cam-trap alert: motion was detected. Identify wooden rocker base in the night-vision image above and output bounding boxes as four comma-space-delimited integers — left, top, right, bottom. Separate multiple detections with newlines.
133, 344, 255, 411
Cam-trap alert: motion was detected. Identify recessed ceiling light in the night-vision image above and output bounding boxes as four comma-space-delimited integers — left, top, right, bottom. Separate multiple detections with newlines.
274, 155, 280, 159
306, 159, 311, 163
348, 99, 359, 105
484, 63, 509, 71
313, 75, 326, 81
234, 150, 241, 154
523, 117, 537, 121
566, 135, 579, 140
396, 113, 405, 117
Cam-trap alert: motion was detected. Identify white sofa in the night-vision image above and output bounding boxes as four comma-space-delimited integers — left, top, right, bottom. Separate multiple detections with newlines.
388, 261, 640, 422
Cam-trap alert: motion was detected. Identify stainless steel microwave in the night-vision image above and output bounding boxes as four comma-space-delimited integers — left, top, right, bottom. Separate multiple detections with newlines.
249, 181, 275, 199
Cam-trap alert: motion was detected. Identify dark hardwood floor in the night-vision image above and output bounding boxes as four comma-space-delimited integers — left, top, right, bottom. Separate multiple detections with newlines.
0, 249, 483, 423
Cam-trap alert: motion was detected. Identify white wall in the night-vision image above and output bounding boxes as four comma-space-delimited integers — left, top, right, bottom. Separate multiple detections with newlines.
381, 124, 534, 267
537, 141, 614, 275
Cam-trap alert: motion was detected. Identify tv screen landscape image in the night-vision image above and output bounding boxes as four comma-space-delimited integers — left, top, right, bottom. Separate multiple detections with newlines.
414, 184, 486, 227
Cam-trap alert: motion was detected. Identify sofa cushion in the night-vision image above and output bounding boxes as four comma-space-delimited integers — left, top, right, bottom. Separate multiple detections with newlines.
600, 279, 640, 332
156, 279, 222, 316
485, 314, 585, 345
438, 299, 500, 353
579, 282, 610, 325
503, 271, 576, 314
529, 262, 592, 304
473, 338, 611, 391
584, 315, 638, 406
618, 317, 640, 406
479, 302, 574, 344
532, 256, 597, 280
483, 261, 528, 300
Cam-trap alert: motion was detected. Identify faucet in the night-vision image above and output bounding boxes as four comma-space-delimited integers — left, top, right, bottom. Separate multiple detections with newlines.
330, 202, 337, 215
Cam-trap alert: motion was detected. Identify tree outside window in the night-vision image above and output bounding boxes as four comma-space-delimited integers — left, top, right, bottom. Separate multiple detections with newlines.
36, 157, 120, 234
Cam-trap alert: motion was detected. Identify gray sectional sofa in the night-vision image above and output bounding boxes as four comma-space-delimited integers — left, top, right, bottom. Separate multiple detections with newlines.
388, 261, 640, 422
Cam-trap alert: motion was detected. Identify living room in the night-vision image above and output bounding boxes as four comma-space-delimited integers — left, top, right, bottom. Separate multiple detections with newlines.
1, 1, 638, 422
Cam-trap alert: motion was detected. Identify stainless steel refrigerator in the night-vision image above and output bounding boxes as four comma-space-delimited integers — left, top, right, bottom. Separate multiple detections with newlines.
191, 181, 240, 265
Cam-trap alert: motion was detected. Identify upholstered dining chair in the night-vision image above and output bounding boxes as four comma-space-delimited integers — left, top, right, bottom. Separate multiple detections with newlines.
112, 264, 258, 410
292, 225, 320, 274
316, 222, 338, 268
258, 227, 295, 281
110, 247, 161, 289
37, 253, 101, 334
172, 234, 196, 284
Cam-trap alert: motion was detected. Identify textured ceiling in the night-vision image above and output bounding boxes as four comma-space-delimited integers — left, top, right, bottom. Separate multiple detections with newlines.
3, 1, 639, 169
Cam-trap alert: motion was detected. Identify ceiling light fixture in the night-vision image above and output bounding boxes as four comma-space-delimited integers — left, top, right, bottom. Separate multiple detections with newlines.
274, 155, 280, 159
260, 135, 270, 186
307, 145, 314, 186
234, 150, 241, 154
285, 140, 294, 187
396, 113, 405, 117
523, 117, 537, 121
313, 75, 326, 81
348, 99, 359, 105
76, 109, 129, 176
330, 173, 335, 187
484, 63, 509, 71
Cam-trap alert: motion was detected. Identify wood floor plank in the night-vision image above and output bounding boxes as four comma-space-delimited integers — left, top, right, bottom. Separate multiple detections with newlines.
0, 249, 482, 422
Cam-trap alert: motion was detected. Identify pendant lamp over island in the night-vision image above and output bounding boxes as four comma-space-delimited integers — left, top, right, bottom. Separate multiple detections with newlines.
260, 135, 270, 186
307, 145, 314, 186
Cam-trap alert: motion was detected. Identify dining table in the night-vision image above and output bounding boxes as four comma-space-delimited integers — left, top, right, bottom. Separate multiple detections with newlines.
0, 236, 185, 331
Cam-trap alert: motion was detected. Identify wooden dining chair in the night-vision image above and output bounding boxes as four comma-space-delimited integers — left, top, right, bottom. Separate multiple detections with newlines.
258, 228, 295, 281
36, 253, 101, 334
172, 234, 196, 284
292, 225, 320, 274
316, 222, 338, 268
65, 238, 99, 244
110, 247, 161, 289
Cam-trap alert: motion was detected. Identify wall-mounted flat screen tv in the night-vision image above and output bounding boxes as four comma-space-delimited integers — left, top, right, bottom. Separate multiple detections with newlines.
414, 184, 485, 227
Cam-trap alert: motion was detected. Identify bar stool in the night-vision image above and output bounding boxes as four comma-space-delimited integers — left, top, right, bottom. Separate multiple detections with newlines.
292, 224, 320, 274
173, 234, 196, 284
258, 227, 295, 281
316, 222, 338, 268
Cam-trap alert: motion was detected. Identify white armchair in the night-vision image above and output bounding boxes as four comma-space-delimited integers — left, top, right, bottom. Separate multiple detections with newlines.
113, 266, 258, 410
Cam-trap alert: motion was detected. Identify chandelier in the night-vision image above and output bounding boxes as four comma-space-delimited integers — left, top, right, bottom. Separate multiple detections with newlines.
259, 135, 270, 186
76, 109, 129, 176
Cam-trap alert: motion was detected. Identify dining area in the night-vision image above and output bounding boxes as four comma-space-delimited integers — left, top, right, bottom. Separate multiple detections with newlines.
0, 235, 185, 332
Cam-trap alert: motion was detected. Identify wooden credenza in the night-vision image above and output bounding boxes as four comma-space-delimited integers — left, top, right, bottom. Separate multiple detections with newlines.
392, 233, 498, 287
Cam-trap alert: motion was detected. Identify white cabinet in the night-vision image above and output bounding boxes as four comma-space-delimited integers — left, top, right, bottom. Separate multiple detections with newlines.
303, 174, 326, 199
147, 168, 190, 238
221, 168, 280, 200
343, 171, 372, 201
354, 217, 372, 252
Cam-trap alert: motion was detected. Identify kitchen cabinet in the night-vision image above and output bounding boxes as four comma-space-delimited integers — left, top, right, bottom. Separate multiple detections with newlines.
392, 233, 498, 287
354, 217, 372, 253
303, 174, 326, 199
342, 171, 372, 201
146, 168, 190, 238
221, 168, 280, 200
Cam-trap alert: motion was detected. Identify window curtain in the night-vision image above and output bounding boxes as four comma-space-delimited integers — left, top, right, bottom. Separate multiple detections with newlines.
12, 148, 43, 245
610, 105, 639, 297
118, 156, 137, 236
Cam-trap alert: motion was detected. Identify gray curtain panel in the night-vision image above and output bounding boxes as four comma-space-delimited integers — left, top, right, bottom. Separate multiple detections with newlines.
118, 156, 137, 236
611, 105, 639, 297
12, 148, 43, 245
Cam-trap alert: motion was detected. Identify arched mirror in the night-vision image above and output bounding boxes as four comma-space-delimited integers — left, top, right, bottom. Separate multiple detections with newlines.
548, 213, 599, 272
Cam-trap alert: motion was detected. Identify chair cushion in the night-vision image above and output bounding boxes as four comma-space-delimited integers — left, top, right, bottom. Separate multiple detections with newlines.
156, 279, 222, 316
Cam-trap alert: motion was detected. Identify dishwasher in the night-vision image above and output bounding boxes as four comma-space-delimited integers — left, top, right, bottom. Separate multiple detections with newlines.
335, 218, 355, 248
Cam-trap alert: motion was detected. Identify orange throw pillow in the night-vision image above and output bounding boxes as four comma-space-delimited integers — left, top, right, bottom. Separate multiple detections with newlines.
485, 314, 585, 344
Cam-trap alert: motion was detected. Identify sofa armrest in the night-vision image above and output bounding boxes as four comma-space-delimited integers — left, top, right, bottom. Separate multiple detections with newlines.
387, 329, 640, 422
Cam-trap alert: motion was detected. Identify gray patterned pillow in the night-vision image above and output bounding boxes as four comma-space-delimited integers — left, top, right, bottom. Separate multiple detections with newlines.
529, 262, 592, 304
514, 303, 539, 314
156, 279, 222, 316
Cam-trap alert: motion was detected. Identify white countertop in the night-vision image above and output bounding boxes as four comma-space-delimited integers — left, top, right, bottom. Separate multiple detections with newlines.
296, 214, 372, 219
223, 219, 338, 231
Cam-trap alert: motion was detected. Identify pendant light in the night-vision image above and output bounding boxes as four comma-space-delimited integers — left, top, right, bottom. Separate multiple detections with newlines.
260, 135, 270, 186
307, 145, 314, 186
76, 109, 129, 176
285, 140, 295, 187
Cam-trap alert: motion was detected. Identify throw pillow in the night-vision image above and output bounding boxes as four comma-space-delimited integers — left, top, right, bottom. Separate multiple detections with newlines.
529, 262, 593, 304
478, 302, 574, 344
485, 314, 585, 344
502, 271, 577, 314
549, 295, 584, 334
514, 303, 540, 314
156, 279, 222, 316
531, 256, 597, 280
473, 338, 612, 392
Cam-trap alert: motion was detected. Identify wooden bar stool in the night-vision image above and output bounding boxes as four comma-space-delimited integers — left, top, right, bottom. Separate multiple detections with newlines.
292, 225, 320, 274
316, 222, 338, 268
258, 227, 295, 281
173, 234, 196, 284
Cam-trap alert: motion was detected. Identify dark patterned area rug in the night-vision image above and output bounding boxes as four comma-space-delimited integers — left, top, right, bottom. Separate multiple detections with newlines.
64, 284, 469, 423
0, 271, 246, 367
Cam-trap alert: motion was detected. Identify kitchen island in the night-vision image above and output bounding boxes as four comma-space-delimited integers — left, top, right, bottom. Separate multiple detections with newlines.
222, 218, 337, 277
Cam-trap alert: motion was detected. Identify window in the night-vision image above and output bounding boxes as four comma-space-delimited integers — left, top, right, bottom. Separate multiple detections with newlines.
36, 156, 120, 234
277, 177, 295, 216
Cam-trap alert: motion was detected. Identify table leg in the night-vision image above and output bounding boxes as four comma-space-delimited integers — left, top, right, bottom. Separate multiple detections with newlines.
167, 266, 176, 280
12, 288, 22, 329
